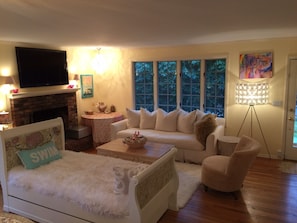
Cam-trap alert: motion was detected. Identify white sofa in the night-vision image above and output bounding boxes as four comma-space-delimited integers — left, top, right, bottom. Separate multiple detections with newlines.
111, 108, 225, 164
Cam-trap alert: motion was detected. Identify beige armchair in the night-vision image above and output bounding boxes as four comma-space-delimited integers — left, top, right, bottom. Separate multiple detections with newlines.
201, 135, 261, 197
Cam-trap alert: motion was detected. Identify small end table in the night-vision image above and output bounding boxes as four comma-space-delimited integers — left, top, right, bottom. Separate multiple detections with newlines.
218, 136, 240, 156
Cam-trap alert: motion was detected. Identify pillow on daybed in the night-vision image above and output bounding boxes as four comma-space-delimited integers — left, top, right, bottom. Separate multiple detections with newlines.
140, 108, 156, 129
126, 108, 140, 128
113, 165, 147, 194
17, 141, 62, 169
155, 108, 179, 132
177, 109, 197, 133
194, 114, 217, 147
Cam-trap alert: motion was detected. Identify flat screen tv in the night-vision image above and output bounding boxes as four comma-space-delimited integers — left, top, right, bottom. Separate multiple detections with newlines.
15, 47, 69, 88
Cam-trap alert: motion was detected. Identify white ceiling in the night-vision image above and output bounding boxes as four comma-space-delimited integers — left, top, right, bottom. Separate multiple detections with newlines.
1, 0, 297, 48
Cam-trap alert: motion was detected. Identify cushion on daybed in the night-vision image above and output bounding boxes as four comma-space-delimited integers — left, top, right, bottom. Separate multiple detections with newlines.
113, 165, 147, 194
17, 141, 61, 169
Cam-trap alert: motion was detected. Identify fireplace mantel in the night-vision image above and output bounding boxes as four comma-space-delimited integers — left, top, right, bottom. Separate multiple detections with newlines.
9, 88, 80, 99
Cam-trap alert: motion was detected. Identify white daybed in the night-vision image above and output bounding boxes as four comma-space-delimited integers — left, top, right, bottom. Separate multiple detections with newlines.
0, 118, 178, 223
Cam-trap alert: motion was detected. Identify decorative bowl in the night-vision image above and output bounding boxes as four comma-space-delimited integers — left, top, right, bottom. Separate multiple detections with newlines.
85, 110, 94, 115
122, 135, 147, 149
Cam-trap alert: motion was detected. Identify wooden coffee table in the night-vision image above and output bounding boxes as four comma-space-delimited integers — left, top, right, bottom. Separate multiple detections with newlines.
96, 138, 174, 163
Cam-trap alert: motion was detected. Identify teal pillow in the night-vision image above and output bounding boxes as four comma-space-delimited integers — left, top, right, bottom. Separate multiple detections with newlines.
17, 141, 62, 169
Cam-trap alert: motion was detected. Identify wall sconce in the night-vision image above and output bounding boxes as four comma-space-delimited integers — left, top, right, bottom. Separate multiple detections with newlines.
236, 81, 271, 158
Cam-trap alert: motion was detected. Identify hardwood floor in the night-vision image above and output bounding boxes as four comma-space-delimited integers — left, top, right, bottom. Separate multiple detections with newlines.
1, 147, 297, 223
158, 157, 297, 223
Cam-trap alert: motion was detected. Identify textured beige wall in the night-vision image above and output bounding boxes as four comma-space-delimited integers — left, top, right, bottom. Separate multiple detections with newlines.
1, 37, 297, 158
66, 37, 297, 158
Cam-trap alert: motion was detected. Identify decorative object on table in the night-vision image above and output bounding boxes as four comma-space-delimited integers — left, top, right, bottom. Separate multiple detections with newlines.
239, 52, 272, 79
122, 131, 147, 149
110, 105, 116, 112
96, 102, 107, 112
80, 74, 93, 98
84, 110, 94, 115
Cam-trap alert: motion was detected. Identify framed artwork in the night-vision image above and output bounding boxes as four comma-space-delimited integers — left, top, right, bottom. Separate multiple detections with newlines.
239, 52, 273, 79
80, 74, 93, 98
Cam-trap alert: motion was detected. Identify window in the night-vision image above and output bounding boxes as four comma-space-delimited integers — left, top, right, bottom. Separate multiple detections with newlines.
157, 61, 177, 111
181, 60, 201, 112
133, 58, 226, 117
133, 62, 154, 111
204, 59, 226, 117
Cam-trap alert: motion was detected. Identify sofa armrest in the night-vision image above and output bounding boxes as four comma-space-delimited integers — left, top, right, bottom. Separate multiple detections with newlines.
111, 119, 128, 140
205, 125, 225, 156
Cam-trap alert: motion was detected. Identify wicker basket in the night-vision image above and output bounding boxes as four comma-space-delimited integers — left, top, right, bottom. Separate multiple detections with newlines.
122, 136, 147, 149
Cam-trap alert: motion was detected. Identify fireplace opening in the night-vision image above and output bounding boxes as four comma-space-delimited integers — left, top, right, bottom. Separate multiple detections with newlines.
31, 106, 69, 130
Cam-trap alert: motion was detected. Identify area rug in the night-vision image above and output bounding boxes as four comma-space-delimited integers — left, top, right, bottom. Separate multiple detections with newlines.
0, 212, 34, 223
175, 162, 201, 208
279, 160, 297, 174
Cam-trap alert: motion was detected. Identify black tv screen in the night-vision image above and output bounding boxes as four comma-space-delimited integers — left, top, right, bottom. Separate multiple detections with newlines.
15, 47, 69, 88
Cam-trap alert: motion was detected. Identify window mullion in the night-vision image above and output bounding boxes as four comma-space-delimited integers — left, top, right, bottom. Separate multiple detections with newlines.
200, 59, 206, 112
153, 62, 158, 110
176, 60, 181, 109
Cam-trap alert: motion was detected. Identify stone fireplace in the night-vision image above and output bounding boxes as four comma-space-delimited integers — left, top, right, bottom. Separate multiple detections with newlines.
10, 91, 78, 130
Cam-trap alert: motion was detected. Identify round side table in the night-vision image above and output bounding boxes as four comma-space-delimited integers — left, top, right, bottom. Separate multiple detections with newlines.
218, 136, 240, 156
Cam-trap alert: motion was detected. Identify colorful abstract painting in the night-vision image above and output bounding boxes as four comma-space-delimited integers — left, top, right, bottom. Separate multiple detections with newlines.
239, 52, 272, 79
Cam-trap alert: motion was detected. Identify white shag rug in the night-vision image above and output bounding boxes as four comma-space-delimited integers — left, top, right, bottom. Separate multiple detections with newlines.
175, 162, 201, 208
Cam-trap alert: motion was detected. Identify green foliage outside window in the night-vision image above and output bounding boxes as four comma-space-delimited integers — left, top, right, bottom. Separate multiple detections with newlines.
205, 59, 226, 117
134, 62, 154, 111
181, 60, 201, 112
133, 58, 226, 117
158, 61, 177, 112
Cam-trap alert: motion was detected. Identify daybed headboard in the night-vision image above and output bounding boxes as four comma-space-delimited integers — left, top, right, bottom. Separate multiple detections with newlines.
0, 118, 65, 174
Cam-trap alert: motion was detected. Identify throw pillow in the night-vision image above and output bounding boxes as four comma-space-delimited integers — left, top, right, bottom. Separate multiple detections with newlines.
113, 165, 147, 194
126, 108, 140, 128
177, 109, 196, 133
139, 108, 156, 129
196, 109, 206, 121
17, 141, 62, 169
155, 108, 179, 132
194, 114, 217, 147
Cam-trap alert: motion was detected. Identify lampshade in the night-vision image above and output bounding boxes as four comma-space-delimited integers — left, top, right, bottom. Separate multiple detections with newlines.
236, 82, 269, 105
4, 76, 14, 84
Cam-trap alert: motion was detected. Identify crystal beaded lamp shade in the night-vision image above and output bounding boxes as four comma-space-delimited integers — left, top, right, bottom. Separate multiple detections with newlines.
235, 82, 269, 105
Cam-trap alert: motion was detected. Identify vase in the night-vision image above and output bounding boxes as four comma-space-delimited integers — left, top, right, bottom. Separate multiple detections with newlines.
98, 103, 107, 112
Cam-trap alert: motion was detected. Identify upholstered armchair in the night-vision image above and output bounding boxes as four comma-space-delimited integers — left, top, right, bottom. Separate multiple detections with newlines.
201, 135, 261, 198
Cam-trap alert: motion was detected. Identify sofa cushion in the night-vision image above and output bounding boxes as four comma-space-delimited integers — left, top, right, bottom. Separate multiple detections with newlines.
196, 109, 206, 121
194, 114, 217, 147
126, 108, 140, 128
140, 108, 156, 129
177, 109, 196, 134
155, 108, 179, 132
117, 128, 204, 152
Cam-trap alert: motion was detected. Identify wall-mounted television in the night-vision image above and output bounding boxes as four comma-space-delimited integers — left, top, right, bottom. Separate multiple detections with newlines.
15, 47, 69, 88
